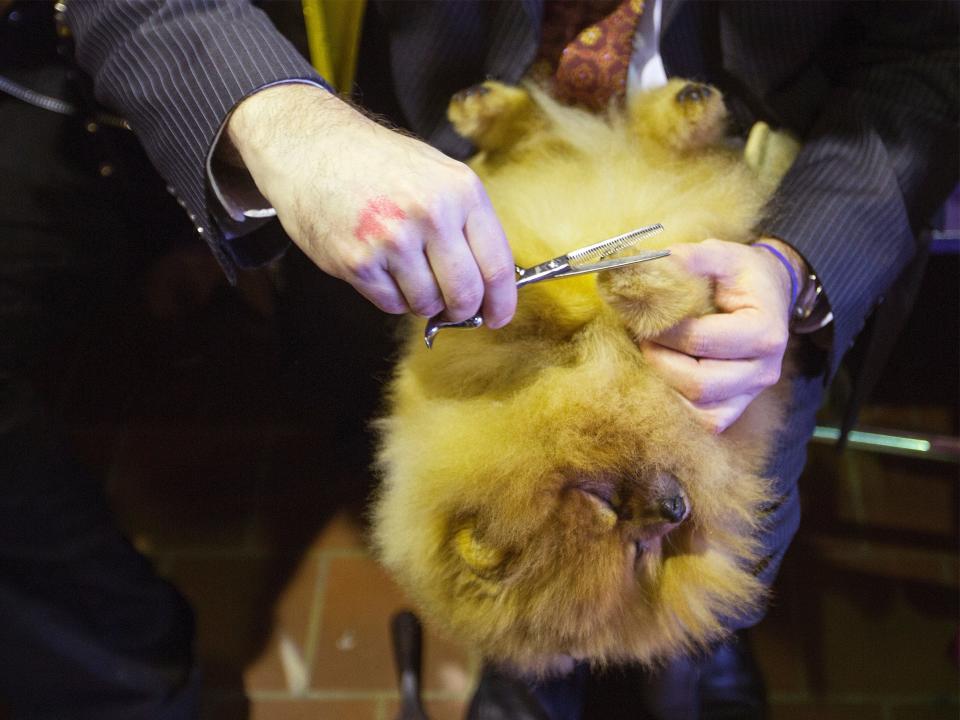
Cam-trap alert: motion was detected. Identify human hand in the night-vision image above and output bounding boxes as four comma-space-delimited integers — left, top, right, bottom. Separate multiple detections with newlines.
225, 84, 517, 327
640, 238, 805, 433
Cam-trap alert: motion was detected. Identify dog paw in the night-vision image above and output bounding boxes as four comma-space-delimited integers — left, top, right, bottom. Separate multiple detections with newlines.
448, 81, 542, 152
598, 259, 713, 340
629, 79, 728, 153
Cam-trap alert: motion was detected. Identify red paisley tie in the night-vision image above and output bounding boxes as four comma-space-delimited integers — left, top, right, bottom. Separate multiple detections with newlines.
544, 0, 645, 111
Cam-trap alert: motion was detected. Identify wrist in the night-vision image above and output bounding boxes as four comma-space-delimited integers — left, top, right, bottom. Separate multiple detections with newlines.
753, 237, 832, 335
226, 82, 348, 180
754, 237, 809, 285
753, 237, 806, 312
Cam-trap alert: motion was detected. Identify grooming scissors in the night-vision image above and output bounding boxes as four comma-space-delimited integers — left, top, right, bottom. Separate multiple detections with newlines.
424, 223, 668, 348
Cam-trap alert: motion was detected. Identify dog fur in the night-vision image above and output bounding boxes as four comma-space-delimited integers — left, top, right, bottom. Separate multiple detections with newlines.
372, 79, 795, 674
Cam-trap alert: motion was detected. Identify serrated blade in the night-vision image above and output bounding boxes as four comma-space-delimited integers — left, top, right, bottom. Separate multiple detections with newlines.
565, 223, 664, 267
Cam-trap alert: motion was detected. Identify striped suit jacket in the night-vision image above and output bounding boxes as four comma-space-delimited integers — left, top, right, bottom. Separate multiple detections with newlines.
66, 0, 958, 380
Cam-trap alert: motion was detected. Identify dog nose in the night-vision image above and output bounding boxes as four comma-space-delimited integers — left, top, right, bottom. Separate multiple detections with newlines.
659, 495, 687, 523
675, 83, 713, 103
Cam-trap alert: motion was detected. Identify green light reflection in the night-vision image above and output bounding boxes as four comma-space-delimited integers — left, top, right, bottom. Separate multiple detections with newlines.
813, 426, 932, 453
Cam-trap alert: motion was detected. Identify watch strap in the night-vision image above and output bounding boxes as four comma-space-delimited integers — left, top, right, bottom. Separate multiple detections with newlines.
791, 272, 833, 334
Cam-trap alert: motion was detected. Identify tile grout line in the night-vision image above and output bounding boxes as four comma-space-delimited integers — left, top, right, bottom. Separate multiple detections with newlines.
303, 551, 332, 690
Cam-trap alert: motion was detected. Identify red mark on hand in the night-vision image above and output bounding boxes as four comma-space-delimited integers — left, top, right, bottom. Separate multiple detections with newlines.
354, 196, 407, 244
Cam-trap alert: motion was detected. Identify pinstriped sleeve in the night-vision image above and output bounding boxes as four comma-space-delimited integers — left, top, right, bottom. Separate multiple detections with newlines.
65, 0, 324, 281
761, 2, 959, 378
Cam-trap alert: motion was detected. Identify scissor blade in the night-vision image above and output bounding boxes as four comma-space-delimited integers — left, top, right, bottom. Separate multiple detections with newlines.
559, 249, 671, 278
565, 223, 664, 267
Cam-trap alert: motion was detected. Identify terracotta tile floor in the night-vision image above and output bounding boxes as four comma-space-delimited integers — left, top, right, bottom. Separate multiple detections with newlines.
44, 253, 960, 719
94, 423, 480, 717
169, 511, 477, 719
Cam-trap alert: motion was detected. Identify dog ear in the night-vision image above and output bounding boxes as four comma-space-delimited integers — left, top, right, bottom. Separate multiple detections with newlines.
453, 526, 506, 576
447, 81, 544, 153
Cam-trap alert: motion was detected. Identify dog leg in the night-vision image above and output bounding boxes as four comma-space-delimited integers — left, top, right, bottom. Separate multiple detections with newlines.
448, 81, 545, 155
628, 79, 729, 154
598, 259, 714, 341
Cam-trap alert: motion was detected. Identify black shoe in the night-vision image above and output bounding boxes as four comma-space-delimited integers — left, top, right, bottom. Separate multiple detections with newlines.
465, 666, 551, 720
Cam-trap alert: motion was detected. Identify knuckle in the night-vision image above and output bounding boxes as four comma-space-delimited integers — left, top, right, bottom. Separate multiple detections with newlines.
453, 165, 485, 200
451, 161, 479, 185
484, 261, 517, 288
362, 287, 406, 315
407, 197, 442, 233
759, 365, 782, 389
445, 285, 484, 319
382, 228, 417, 255
378, 298, 409, 315
686, 330, 712, 358
342, 251, 378, 283
409, 294, 445, 318
758, 330, 788, 357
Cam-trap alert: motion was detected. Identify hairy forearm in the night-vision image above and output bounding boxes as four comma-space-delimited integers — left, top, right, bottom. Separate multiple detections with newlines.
225, 83, 358, 188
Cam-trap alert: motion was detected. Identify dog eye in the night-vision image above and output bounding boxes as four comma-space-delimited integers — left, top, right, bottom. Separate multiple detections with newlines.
574, 485, 619, 531
576, 483, 616, 510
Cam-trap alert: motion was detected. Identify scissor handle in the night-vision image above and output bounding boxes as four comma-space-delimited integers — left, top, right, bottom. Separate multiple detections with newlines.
422, 265, 525, 347
423, 313, 483, 349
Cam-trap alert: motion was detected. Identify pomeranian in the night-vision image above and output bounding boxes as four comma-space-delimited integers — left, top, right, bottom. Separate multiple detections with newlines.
372, 78, 797, 674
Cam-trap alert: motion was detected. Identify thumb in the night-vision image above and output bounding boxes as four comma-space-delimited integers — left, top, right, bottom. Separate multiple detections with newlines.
666, 239, 743, 283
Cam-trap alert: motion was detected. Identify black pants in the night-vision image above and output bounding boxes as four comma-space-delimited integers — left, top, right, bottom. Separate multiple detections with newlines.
0, 73, 199, 717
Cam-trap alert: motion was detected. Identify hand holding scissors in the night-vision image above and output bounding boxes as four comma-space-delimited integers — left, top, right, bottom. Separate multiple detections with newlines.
424, 223, 668, 348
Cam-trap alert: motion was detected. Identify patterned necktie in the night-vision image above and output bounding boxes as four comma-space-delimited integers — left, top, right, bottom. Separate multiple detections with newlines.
548, 0, 645, 111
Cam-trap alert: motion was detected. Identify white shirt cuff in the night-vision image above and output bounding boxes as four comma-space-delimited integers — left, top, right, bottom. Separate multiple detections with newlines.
206, 78, 331, 226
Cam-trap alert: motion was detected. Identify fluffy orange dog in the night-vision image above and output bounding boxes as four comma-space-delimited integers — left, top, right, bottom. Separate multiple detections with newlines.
372, 79, 797, 674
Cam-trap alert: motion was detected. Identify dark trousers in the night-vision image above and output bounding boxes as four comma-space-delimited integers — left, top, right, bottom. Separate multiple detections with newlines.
0, 74, 199, 717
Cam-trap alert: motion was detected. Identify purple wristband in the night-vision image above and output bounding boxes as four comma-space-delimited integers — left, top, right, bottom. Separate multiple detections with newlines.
753, 242, 799, 309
